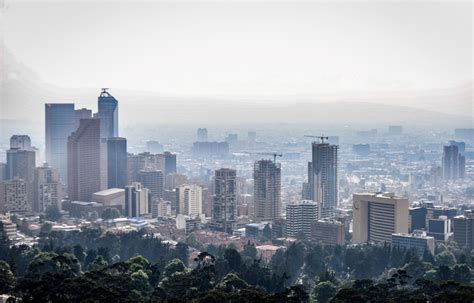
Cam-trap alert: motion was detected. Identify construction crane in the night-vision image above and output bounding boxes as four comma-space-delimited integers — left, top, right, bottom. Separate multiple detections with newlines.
243, 152, 283, 163
305, 134, 329, 144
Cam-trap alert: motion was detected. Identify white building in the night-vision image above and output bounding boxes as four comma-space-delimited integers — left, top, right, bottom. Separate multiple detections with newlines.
392, 232, 435, 257
353, 192, 409, 244
285, 200, 320, 240
178, 184, 203, 217
125, 182, 150, 217
0, 179, 30, 213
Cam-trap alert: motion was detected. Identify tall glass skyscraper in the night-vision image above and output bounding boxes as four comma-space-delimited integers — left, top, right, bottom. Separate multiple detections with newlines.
95, 89, 118, 139
45, 103, 76, 183
107, 137, 128, 189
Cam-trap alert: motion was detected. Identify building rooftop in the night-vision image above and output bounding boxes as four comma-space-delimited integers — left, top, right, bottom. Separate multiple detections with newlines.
92, 188, 125, 196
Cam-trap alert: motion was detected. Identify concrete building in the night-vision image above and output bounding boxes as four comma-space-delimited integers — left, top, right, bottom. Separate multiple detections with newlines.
392, 232, 435, 258
163, 152, 177, 176
34, 164, 62, 212
427, 216, 452, 241
452, 212, 474, 250
310, 140, 338, 218
352, 193, 409, 244
125, 182, 150, 217
107, 137, 127, 189
138, 170, 164, 201
192, 141, 229, 158
312, 219, 345, 245
91, 188, 125, 209
210, 168, 237, 233
94, 89, 118, 139
10, 135, 32, 150
442, 145, 465, 180
0, 179, 30, 213
285, 200, 320, 240
0, 163, 6, 182
67, 118, 101, 202
254, 159, 281, 222
177, 184, 203, 216
6, 148, 36, 181
197, 128, 208, 142
409, 207, 428, 232
45, 103, 76, 183
74, 108, 92, 129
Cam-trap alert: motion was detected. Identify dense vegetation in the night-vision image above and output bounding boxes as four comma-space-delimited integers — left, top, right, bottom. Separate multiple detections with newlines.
0, 222, 472, 302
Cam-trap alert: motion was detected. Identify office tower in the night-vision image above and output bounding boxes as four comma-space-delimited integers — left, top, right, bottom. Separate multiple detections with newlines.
67, 119, 101, 201
10, 135, 31, 150
146, 141, 164, 154
452, 212, 474, 250
210, 168, 237, 233
125, 182, 150, 217
127, 153, 146, 183
34, 164, 61, 212
285, 200, 320, 240
0, 163, 6, 182
388, 125, 403, 135
391, 232, 435, 258
310, 139, 338, 218
177, 184, 203, 216
427, 216, 452, 241
197, 128, 208, 142
99, 138, 108, 191
165, 173, 188, 191
45, 103, 76, 183
163, 152, 176, 176
352, 193, 409, 244
138, 170, 164, 200
449, 140, 466, 153
312, 219, 345, 245
94, 88, 118, 139
6, 148, 36, 181
107, 137, 127, 189
302, 182, 311, 200
0, 179, 30, 213
442, 145, 465, 180
409, 207, 428, 232
192, 142, 229, 158
74, 108, 92, 129
254, 159, 281, 221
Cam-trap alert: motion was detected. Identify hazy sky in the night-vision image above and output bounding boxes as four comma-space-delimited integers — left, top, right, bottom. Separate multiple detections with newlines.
2, 0, 473, 95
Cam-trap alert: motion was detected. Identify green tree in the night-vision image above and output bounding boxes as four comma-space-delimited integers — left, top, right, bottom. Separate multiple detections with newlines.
0, 261, 15, 293
452, 264, 471, 283
45, 205, 62, 221
313, 281, 337, 303
101, 208, 121, 220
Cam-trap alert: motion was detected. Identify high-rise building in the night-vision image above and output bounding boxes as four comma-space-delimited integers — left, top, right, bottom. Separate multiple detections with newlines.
0, 179, 30, 213
125, 182, 150, 217
67, 118, 101, 201
391, 232, 435, 258
310, 140, 338, 217
34, 164, 62, 212
210, 168, 237, 233
163, 152, 176, 176
0, 163, 6, 182
74, 108, 92, 129
312, 219, 345, 245
197, 128, 208, 142
452, 212, 474, 250
146, 141, 164, 154
254, 159, 281, 221
427, 216, 452, 241
352, 193, 409, 244
192, 141, 230, 158
94, 89, 118, 139
107, 137, 127, 189
138, 170, 164, 201
10, 135, 32, 150
285, 200, 320, 240
177, 184, 203, 216
45, 103, 76, 183
409, 207, 428, 232
6, 148, 36, 181
442, 145, 465, 180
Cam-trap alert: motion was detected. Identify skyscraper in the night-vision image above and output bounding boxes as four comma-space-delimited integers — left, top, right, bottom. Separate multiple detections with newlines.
197, 128, 208, 142
34, 163, 61, 212
94, 88, 118, 139
107, 137, 127, 189
285, 200, 320, 240
10, 135, 32, 150
138, 170, 164, 201
0, 179, 30, 213
74, 108, 92, 129
6, 148, 36, 181
163, 152, 177, 176
452, 212, 474, 250
352, 192, 409, 244
210, 168, 237, 233
45, 103, 76, 183
442, 145, 465, 180
310, 139, 338, 218
67, 119, 101, 201
254, 159, 281, 221
125, 182, 150, 217
177, 184, 203, 216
